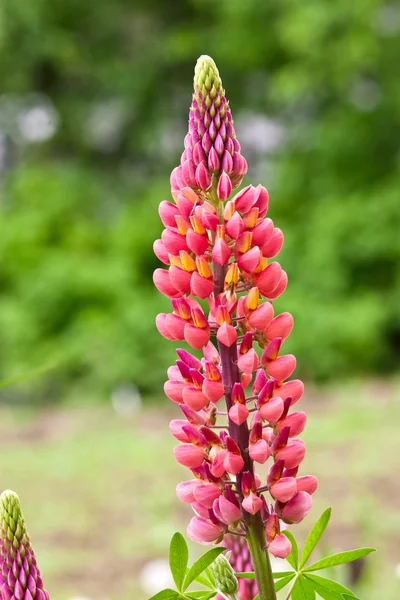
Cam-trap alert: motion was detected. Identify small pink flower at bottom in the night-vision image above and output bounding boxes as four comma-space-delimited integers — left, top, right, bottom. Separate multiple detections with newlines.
187, 516, 223, 545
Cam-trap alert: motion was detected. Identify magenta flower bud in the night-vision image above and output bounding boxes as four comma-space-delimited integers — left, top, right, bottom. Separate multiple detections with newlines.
217, 172, 232, 200
254, 185, 269, 217
296, 475, 319, 495
252, 369, 267, 395
281, 491, 313, 524
266, 354, 297, 381
275, 439, 306, 469
268, 534, 292, 559
248, 301, 274, 331
270, 477, 297, 503
187, 516, 223, 545
195, 162, 212, 190
0, 490, 50, 600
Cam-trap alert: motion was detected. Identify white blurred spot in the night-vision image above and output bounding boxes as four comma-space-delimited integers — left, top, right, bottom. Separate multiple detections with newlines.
236, 113, 285, 154
86, 99, 129, 152
17, 105, 58, 142
140, 559, 174, 595
0, 93, 59, 144
395, 563, 400, 578
111, 383, 142, 417
349, 79, 382, 112
374, 4, 400, 36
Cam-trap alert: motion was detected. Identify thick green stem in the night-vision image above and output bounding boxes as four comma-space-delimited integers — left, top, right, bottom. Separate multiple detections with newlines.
213, 244, 276, 600
247, 518, 277, 600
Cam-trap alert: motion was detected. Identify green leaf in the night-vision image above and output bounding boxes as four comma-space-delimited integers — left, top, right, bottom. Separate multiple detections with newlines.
184, 547, 225, 590
236, 570, 294, 579
342, 596, 360, 600
304, 547, 375, 572
274, 573, 296, 592
299, 508, 332, 568
304, 574, 358, 600
148, 589, 179, 600
184, 592, 215, 600
283, 530, 299, 570
191, 567, 215, 589
291, 577, 316, 600
169, 533, 189, 591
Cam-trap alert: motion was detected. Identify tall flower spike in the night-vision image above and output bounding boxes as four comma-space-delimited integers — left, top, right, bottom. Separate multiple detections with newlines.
155, 55, 318, 600
0, 490, 50, 600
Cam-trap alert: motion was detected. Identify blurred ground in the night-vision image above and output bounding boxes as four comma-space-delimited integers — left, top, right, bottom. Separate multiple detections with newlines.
1, 380, 399, 600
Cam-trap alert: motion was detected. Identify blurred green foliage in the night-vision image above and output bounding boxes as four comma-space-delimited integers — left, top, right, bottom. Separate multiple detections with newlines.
0, 0, 399, 399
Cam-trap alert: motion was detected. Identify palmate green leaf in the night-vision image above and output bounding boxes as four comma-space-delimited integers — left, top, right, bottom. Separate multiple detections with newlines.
184, 547, 225, 590
304, 573, 358, 600
342, 595, 360, 600
148, 589, 179, 600
191, 566, 216, 589
274, 573, 296, 592
299, 508, 332, 568
291, 576, 316, 600
184, 592, 216, 600
169, 533, 189, 591
283, 530, 299, 570
304, 547, 375, 572
236, 570, 294, 579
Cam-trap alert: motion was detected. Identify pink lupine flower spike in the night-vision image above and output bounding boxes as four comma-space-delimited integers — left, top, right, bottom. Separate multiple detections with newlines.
154, 55, 318, 600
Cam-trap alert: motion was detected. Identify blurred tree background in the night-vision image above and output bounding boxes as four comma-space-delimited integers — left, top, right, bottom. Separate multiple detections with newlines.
0, 0, 399, 400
